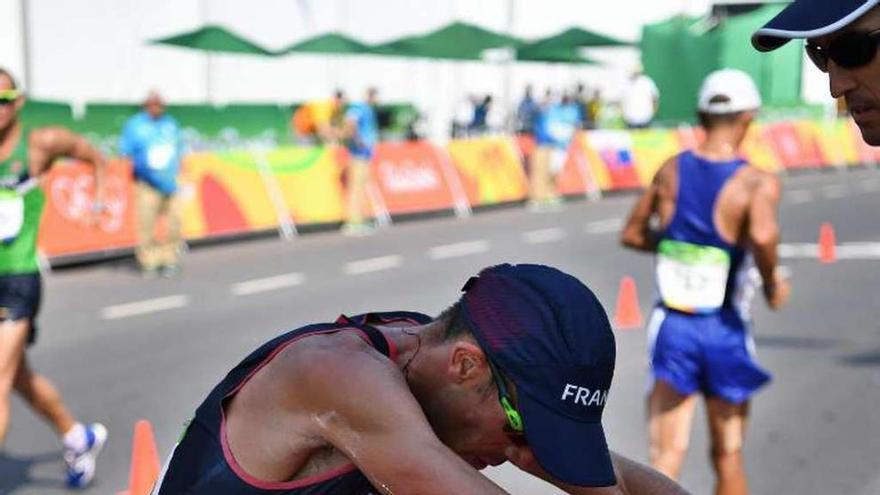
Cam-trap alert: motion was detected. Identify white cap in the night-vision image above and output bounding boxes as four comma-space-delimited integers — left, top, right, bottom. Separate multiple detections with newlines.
697, 69, 762, 115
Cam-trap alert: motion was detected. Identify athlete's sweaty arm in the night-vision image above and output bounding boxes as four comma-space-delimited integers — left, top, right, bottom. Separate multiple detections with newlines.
746, 173, 789, 309
621, 158, 674, 252
289, 343, 510, 495
28, 126, 107, 204
505, 445, 689, 495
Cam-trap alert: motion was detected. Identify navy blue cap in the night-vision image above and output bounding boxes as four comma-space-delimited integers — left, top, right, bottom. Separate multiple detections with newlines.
753, 0, 880, 51
460, 264, 617, 487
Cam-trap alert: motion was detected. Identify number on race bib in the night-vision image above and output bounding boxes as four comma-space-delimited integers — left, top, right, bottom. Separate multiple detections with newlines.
0, 191, 25, 243
656, 240, 731, 314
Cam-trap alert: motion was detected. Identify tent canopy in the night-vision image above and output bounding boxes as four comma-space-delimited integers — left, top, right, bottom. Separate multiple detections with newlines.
520, 27, 631, 54
276, 32, 372, 55
151, 25, 273, 56
516, 46, 599, 64
372, 21, 522, 60
515, 27, 629, 64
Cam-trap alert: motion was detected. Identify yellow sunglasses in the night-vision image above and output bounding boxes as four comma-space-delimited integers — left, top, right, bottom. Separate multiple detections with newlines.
0, 89, 21, 103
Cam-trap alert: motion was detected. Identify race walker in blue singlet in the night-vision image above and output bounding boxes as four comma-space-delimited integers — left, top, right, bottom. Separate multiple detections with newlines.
647, 150, 770, 404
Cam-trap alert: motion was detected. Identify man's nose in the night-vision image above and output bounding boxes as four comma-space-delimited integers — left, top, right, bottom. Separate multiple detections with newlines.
828, 61, 858, 99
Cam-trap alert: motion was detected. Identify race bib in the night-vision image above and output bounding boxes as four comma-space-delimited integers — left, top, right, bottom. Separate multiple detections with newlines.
656, 239, 730, 314
547, 121, 575, 144
0, 190, 24, 242
146, 143, 176, 170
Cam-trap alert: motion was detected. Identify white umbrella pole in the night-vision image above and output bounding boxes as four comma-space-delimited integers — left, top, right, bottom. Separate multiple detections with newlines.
19, 0, 32, 90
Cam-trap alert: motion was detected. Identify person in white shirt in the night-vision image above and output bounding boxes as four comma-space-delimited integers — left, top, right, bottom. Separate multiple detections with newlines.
621, 69, 659, 129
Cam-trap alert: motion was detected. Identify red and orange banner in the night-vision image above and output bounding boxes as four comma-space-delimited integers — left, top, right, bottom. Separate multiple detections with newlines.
36, 118, 880, 261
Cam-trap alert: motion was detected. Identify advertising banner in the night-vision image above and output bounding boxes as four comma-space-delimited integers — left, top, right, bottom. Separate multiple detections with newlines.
446, 137, 528, 205
580, 130, 642, 190
38, 159, 135, 257
371, 141, 459, 215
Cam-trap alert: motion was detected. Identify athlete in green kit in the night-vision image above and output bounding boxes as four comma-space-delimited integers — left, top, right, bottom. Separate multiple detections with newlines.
0, 68, 109, 489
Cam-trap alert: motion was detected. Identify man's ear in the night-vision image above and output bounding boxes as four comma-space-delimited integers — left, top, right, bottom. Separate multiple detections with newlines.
448, 339, 488, 384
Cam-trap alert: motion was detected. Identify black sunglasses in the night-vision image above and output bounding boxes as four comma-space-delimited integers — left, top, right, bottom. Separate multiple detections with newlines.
806, 28, 880, 72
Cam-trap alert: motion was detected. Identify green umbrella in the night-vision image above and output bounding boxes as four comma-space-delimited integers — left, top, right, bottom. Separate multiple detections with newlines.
151, 25, 273, 56
275, 32, 372, 55
372, 21, 522, 61
519, 27, 632, 54
516, 46, 600, 64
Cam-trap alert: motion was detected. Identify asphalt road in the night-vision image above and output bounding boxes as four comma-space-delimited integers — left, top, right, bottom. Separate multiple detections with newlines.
3, 167, 879, 495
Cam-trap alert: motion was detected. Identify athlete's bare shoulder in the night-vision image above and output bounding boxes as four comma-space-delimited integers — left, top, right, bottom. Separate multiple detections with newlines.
739, 165, 781, 202
271, 330, 398, 397
653, 156, 678, 187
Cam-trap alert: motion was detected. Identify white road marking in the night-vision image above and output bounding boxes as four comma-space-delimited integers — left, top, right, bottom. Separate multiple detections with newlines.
343, 255, 403, 275
427, 240, 491, 260
523, 228, 566, 244
859, 179, 880, 193
231, 272, 306, 296
779, 242, 880, 260
785, 189, 814, 204
100, 295, 190, 320
820, 185, 848, 199
585, 218, 623, 234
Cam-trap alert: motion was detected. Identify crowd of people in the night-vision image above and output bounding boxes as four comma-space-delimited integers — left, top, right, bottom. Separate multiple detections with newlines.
1, 0, 879, 492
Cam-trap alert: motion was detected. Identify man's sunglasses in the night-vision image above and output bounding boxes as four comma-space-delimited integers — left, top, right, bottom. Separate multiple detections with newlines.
486, 358, 524, 435
0, 89, 20, 106
806, 28, 880, 73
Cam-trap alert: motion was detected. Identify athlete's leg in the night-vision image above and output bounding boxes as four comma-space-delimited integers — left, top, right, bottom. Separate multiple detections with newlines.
0, 319, 29, 444
648, 380, 698, 480
13, 354, 75, 436
706, 398, 750, 495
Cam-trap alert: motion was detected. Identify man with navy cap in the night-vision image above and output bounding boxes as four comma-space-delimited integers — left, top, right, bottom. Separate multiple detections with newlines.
154, 263, 686, 494
753, 0, 880, 145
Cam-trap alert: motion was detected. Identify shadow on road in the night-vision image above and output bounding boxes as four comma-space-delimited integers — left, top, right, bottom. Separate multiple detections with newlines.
838, 347, 880, 367
0, 451, 65, 494
754, 334, 839, 350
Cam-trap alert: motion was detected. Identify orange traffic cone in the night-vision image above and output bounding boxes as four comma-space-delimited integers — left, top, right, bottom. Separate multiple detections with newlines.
819, 222, 837, 264
613, 276, 644, 330
117, 420, 161, 495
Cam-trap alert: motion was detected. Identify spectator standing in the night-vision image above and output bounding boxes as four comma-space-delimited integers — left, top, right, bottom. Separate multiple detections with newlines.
621, 67, 659, 129
516, 85, 541, 135
340, 88, 380, 236
530, 93, 581, 209
119, 91, 185, 278
470, 95, 492, 135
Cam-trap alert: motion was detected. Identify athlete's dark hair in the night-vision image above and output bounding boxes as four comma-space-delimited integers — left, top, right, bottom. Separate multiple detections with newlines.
435, 300, 473, 341
697, 95, 745, 130
0, 68, 18, 90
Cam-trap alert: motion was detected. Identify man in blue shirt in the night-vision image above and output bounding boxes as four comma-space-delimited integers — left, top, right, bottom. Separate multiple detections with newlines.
340, 88, 379, 236
119, 91, 184, 277
530, 93, 581, 210
516, 85, 541, 135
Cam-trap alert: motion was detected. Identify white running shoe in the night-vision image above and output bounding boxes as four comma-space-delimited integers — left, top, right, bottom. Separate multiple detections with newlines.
64, 423, 108, 489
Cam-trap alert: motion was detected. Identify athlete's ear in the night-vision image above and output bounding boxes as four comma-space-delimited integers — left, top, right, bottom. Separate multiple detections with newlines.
449, 339, 489, 384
